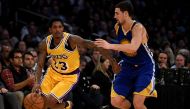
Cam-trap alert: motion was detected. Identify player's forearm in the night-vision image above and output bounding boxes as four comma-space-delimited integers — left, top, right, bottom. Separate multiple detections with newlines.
35, 67, 43, 84
84, 40, 97, 49
87, 41, 118, 66
35, 39, 46, 84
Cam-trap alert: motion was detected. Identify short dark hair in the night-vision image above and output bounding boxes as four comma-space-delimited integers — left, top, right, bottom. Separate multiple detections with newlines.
23, 51, 34, 59
48, 17, 64, 28
115, 0, 134, 17
9, 49, 22, 59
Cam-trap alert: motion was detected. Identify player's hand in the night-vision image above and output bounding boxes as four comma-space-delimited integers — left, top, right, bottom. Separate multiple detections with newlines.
94, 39, 111, 49
32, 83, 41, 93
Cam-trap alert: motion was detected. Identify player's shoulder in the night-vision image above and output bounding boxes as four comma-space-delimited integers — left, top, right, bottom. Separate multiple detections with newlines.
114, 23, 120, 35
45, 34, 52, 42
67, 33, 75, 41
46, 33, 52, 38
114, 23, 120, 30
37, 36, 48, 50
38, 39, 47, 51
68, 34, 83, 41
67, 34, 83, 47
132, 21, 145, 32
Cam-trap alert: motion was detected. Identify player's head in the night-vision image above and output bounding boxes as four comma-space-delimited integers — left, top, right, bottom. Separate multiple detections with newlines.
48, 17, 64, 38
114, 0, 134, 24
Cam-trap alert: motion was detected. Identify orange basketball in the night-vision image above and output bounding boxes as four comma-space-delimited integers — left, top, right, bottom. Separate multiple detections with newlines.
24, 93, 44, 109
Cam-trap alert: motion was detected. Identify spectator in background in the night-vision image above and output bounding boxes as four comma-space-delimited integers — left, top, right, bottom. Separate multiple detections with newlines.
0, 57, 22, 109
171, 53, 187, 69
23, 52, 35, 88
27, 47, 47, 76
22, 21, 42, 48
23, 52, 35, 72
157, 51, 169, 69
162, 41, 175, 66
16, 41, 27, 54
0, 80, 22, 109
178, 49, 190, 59
155, 51, 169, 83
1, 29, 10, 40
0, 40, 12, 69
83, 49, 102, 77
78, 46, 91, 63
27, 48, 38, 71
73, 57, 92, 109
52, 5, 66, 22
91, 56, 114, 109
1, 49, 35, 105
178, 49, 190, 68
97, 21, 109, 37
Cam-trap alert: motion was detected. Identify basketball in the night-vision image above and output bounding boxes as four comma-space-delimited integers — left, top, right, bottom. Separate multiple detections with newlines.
24, 93, 44, 109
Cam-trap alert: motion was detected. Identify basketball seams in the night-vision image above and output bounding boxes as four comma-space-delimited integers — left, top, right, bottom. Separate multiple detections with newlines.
31, 93, 44, 104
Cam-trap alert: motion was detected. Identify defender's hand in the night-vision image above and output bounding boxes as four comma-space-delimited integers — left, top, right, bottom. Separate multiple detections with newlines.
94, 39, 111, 49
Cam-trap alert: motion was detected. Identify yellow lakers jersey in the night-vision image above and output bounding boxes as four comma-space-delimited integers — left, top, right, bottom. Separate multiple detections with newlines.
46, 32, 80, 74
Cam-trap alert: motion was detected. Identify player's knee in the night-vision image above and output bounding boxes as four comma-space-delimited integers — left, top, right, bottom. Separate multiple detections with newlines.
133, 103, 144, 109
133, 99, 144, 109
111, 96, 123, 108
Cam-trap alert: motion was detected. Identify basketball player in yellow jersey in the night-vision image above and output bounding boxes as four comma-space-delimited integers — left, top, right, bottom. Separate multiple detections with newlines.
32, 17, 120, 109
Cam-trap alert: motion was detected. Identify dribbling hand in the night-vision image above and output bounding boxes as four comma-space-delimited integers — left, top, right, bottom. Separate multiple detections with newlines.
32, 83, 41, 94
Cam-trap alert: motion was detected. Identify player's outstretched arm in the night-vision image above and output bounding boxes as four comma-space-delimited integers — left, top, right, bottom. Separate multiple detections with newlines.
69, 35, 120, 74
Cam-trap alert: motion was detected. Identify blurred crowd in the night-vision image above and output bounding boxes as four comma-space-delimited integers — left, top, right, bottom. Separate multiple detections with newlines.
0, 0, 190, 109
